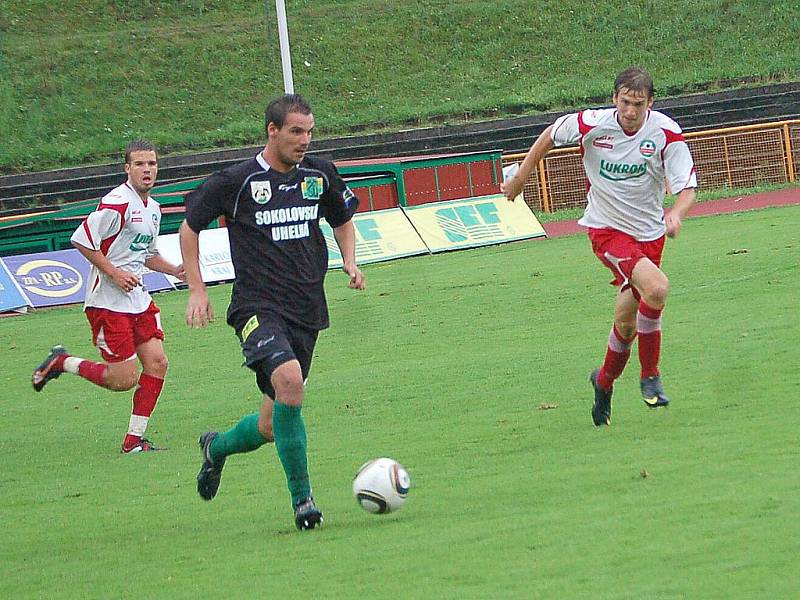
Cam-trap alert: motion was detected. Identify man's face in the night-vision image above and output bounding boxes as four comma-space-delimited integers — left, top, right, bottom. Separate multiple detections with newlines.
125, 150, 158, 195
613, 87, 654, 133
268, 111, 314, 169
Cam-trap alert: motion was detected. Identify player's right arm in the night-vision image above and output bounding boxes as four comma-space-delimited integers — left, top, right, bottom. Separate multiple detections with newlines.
73, 242, 141, 293
180, 171, 234, 328
179, 220, 213, 328
502, 125, 555, 201
71, 202, 141, 292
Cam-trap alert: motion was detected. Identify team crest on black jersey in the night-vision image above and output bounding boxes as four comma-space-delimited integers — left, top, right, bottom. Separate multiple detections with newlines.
250, 181, 272, 204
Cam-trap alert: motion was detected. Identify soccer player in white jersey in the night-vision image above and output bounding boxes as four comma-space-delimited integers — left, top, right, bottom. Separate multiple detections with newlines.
32, 140, 185, 452
504, 67, 697, 426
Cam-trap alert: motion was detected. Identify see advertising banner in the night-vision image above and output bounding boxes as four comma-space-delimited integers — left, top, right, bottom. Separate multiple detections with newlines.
157, 228, 235, 284
0, 259, 31, 313
320, 208, 429, 269
2, 249, 174, 308
402, 194, 546, 252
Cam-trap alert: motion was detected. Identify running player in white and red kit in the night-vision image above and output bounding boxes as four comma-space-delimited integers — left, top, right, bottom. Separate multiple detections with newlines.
504, 67, 697, 426
32, 140, 185, 452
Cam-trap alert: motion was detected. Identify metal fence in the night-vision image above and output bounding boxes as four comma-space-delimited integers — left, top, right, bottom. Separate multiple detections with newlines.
503, 119, 800, 213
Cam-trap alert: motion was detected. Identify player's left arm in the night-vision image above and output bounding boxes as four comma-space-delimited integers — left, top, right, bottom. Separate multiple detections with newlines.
662, 127, 698, 239
318, 160, 365, 290
665, 186, 696, 238
332, 220, 365, 290
144, 254, 186, 281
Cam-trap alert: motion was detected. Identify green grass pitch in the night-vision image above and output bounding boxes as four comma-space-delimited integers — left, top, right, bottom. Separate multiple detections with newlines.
1, 206, 798, 598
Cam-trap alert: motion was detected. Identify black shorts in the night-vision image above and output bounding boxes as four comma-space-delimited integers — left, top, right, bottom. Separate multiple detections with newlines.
234, 310, 318, 398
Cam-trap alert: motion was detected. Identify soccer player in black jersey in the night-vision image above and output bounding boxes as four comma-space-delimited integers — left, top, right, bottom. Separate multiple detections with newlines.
179, 94, 365, 530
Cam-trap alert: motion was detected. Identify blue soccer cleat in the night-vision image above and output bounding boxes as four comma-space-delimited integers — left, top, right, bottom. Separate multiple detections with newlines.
641, 375, 670, 408
590, 369, 612, 426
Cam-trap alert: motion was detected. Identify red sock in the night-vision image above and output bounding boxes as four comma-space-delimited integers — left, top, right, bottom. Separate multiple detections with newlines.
122, 373, 164, 451
598, 325, 635, 390
77, 360, 108, 387
51, 354, 68, 371
637, 301, 663, 378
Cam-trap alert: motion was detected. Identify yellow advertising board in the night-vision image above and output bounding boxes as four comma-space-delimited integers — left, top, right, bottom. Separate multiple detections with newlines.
155, 197, 544, 286
321, 208, 429, 268
402, 194, 545, 252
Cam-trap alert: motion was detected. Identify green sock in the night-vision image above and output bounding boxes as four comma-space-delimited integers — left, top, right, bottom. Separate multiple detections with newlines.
210, 413, 267, 462
272, 402, 311, 506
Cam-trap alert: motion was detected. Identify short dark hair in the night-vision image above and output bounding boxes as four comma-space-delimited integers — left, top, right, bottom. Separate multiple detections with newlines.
613, 67, 654, 98
125, 139, 157, 164
265, 94, 312, 131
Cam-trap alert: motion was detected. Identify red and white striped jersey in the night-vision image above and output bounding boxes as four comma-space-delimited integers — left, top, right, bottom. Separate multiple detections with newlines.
551, 108, 697, 240
71, 182, 161, 313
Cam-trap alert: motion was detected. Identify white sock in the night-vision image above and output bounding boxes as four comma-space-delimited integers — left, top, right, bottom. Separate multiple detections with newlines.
63, 357, 83, 374
127, 414, 149, 437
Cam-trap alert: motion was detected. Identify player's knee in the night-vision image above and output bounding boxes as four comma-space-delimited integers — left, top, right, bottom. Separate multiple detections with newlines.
272, 369, 304, 405
108, 371, 138, 391
645, 277, 669, 308
257, 417, 274, 442
146, 354, 169, 378
616, 321, 637, 340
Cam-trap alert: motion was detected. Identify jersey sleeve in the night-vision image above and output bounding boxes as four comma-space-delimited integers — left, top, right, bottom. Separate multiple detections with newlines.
662, 131, 698, 193
71, 206, 123, 250
551, 112, 581, 147
184, 171, 235, 233
319, 163, 358, 228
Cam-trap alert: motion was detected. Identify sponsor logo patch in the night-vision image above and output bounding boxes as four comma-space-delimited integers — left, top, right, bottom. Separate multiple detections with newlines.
592, 135, 615, 150
301, 177, 323, 200
599, 159, 648, 181
241, 315, 259, 341
129, 232, 153, 252
343, 186, 357, 207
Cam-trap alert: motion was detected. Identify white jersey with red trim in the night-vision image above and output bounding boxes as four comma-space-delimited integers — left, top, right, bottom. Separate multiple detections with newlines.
551, 108, 697, 240
71, 182, 161, 313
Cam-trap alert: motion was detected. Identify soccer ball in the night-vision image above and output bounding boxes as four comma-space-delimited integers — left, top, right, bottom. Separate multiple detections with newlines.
352, 457, 411, 514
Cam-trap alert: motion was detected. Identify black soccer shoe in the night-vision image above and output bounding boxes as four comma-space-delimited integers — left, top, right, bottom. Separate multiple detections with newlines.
197, 431, 226, 501
590, 369, 613, 426
294, 497, 323, 531
32, 345, 68, 392
641, 375, 670, 408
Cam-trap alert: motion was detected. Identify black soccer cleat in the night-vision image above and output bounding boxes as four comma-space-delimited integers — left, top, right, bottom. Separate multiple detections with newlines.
590, 369, 613, 426
32, 345, 68, 392
294, 496, 323, 531
641, 375, 670, 408
197, 431, 226, 501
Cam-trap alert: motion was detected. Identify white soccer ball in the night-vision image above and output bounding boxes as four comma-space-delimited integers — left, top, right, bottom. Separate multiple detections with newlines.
352, 457, 411, 514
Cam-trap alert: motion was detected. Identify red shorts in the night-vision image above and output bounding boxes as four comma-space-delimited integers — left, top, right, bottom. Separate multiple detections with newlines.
85, 302, 164, 363
588, 228, 665, 288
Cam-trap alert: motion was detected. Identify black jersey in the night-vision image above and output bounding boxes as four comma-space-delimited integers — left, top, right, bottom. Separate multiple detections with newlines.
184, 152, 358, 331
